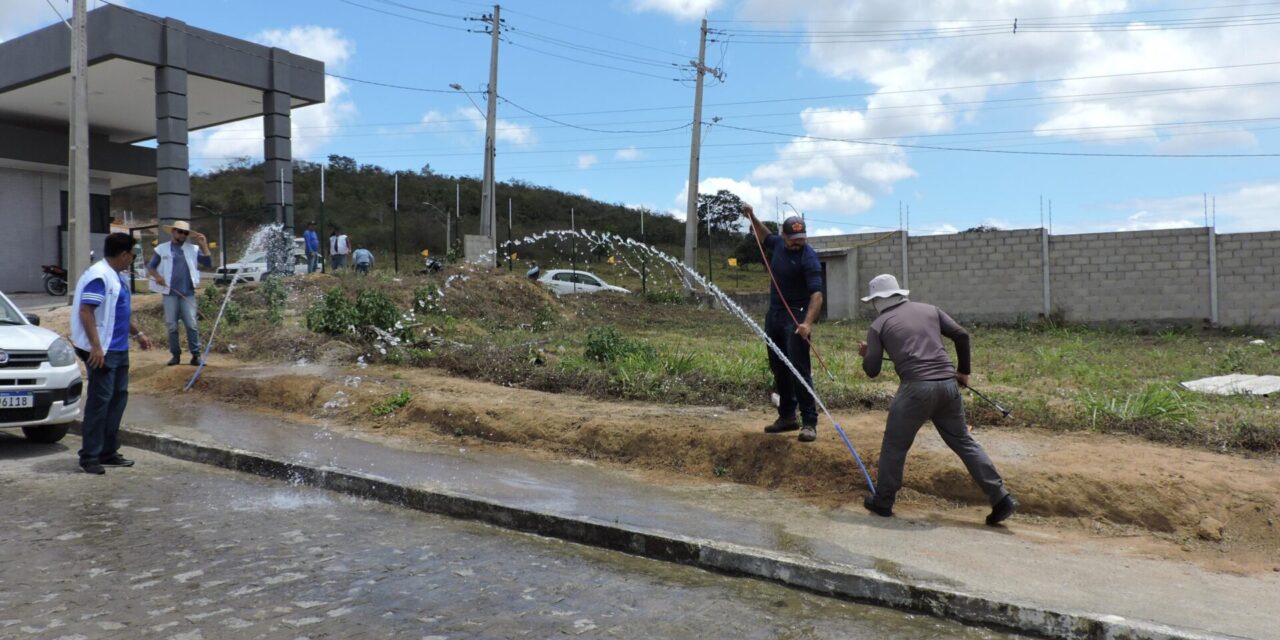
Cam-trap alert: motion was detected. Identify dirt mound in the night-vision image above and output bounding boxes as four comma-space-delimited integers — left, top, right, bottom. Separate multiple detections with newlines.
132, 351, 1280, 574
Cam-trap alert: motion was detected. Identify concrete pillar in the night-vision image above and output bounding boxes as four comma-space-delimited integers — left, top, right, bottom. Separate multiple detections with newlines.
263, 48, 293, 233
155, 19, 189, 225
1208, 226, 1219, 325
1041, 227, 1051, 317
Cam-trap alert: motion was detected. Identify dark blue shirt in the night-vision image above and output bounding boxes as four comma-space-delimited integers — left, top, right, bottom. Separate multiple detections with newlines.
148, 242, 212, 298
80, 275, 131, 352
764, 234, 823, 312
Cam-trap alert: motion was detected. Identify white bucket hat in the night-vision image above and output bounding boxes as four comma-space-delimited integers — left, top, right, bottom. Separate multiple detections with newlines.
861, 273, 909, 302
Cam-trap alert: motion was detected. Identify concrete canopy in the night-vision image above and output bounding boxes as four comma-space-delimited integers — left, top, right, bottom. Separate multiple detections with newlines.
0, 3, 325, 190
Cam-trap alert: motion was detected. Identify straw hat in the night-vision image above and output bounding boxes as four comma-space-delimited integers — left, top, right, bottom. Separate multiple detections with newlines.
861, 273, 909, 302
163, 220, 193, 233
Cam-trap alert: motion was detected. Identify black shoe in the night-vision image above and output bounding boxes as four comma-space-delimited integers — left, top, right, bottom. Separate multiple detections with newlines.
764, 416, 800, 434
166, 354, 180, 366
798, 425, 817, 442
100, 455, 134, 467
190, 355, 202, 366
81, 462, 105, 475
863, 496, 893, 518
986, 495, 1018, 526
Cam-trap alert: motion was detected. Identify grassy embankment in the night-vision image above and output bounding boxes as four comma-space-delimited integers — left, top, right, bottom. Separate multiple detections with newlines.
144, 268, 1279, 454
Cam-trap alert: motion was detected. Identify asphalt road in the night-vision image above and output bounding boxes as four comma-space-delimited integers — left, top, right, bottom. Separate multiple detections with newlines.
0, 433, 1020, 640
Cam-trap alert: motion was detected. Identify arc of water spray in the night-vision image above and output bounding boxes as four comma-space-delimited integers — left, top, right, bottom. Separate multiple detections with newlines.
456, 228, 877, 496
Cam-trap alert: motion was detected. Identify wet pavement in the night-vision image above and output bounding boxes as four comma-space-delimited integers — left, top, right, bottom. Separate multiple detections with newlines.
0, 433, 1021, 639
118, 393, 1279, 639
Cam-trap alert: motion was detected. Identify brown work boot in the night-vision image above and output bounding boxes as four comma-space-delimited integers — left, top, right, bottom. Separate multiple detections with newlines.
798, 424, 817, 442
764, 415, 800, 434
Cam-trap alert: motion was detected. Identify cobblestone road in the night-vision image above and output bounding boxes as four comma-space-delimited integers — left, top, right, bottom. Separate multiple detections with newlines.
0, 435, 1020, 639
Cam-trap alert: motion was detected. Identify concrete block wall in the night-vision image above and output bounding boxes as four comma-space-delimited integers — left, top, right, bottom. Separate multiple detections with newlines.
1050, 228, 1210, 323
909, 229, 1043, 322
810, 226, 1279, 327
1217, 231, 1280, 326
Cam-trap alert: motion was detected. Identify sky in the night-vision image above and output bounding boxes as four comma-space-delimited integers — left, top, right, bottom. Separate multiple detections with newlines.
3, 0, 1279, 235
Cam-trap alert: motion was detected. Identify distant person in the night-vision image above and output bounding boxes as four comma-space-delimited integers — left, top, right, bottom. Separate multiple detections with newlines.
330, 227, 351, 271
147, 220, 212, 366
526, 261, 541, 281
352, 244, 374, 275
303, 220, 321, 273
71, 232, 152, 474
857, 273, 1017, 526
741, 204, 823, 443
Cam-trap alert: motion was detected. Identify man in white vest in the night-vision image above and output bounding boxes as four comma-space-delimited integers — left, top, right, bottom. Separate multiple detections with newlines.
329, 226, 351, 271
71, 233, 152, 474
147, 220, 212, 366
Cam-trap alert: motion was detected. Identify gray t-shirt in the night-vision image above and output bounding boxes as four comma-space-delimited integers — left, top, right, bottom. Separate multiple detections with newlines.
862, 301, 971, 382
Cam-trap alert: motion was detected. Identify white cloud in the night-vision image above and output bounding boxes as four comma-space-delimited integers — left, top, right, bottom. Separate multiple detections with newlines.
1102, 182, 1280, 233
926, 223, 960, 236
577, 154, 599, 170
190, 26, 358, 166
419, 107, 535, 146
615, 146, 642, 161
734, 0, 1278, 153
631, 0, 723, 21
810, 226, 845, 237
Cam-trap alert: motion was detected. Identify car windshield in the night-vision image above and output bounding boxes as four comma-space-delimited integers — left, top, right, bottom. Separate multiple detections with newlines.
241, 253, 266, 264
0, 293, 24, 324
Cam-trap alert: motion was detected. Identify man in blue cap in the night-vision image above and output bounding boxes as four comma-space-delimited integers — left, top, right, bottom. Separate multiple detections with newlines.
742, 204, 824, 442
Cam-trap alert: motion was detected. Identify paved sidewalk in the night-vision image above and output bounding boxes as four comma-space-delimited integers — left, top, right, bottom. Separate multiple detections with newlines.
120, 396, 1276, 639
0, 434, 1016, 639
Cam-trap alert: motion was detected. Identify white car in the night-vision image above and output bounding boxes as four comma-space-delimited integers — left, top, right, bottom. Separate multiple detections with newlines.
538, 269, 631, 296
0, 291, 82, 443
214, 242, 308, 285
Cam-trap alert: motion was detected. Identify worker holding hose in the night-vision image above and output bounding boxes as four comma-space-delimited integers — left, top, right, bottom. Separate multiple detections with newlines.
741, 204, 823, 443
857, 274, 1017, 525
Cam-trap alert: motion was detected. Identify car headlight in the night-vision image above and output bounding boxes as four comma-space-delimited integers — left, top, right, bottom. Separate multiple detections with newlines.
49, 337, 77, 367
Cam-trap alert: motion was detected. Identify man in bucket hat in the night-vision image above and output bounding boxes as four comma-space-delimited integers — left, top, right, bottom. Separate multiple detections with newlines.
147, 219, 212, 366
857, 274, 1017, 525
742, 204, 824, 443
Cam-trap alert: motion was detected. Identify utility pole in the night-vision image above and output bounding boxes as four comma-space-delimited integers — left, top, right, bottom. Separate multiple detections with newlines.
393, 173, 400, 274
453, 180, 460, 258
682, 17, 723, 272
480, 5, 501, 259
640, 207, 647, 295
67, 0, 89, 302
320, 164, 326, 272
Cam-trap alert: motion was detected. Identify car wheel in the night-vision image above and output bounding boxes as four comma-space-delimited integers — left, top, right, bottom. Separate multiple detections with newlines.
22, 424, 70, 444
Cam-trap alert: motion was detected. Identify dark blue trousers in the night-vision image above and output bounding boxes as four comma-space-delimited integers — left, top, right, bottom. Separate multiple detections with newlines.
764, 307, 817, 427
76, 350, 129, 466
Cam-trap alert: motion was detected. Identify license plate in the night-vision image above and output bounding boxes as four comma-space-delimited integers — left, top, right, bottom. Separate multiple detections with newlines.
0, 392, 34, 409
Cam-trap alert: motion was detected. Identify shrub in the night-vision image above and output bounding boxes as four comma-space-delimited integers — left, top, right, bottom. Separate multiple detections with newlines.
371, 390, 411, 416
1081, 385, 1205, 428
643, 290, 686, 305
306, 287, 357, 335
354, 289, 399, 332
199, 284, 241, 326
584, 325, 654, 363
261, 276, 287, 325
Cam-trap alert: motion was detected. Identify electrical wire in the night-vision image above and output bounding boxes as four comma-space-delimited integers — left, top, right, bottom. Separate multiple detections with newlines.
336, 0, 471, 32
501, 38, 682, 81
498, 95, 692, 134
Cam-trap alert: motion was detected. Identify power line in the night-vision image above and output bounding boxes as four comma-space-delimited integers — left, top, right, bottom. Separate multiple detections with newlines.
504, 25, 684, 68
711, 2, 1280, 24
364, 0, 467, 20
499, 37, 686, 81
710, 121, 1280, 158
498, 95, 691, 134
336, 0, 471, 32
498, 5, 693, 59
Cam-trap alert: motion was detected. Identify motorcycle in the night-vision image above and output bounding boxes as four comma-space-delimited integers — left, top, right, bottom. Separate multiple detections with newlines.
41, 265, 67, 297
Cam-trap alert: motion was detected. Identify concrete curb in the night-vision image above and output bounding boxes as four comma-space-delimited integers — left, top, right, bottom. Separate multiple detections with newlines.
104, 426, 1240, 640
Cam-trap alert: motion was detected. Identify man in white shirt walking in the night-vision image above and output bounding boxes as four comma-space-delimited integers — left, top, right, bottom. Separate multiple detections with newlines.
330, 227, 351, 271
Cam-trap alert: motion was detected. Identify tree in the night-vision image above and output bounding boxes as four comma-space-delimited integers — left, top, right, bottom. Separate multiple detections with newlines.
697, 190, 745, 236
961, 224, 1001, 233
327, 154, 357, 173
732, 220, 778, 267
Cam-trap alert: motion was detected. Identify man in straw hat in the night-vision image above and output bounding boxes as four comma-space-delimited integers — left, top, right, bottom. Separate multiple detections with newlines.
857, 273, 1017, 526
147, 220, 212, 366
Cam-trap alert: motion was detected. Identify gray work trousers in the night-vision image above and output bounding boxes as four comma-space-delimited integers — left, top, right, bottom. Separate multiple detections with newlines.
870, 379, 1008, 510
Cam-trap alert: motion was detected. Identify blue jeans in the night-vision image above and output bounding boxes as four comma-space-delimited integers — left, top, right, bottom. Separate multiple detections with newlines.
163, 294, 201, 357
76, 349, 129, 466
331, 254, 348, 271
306, 251, 320, 273
355, 262, 370, 274
764, 307, 817, 427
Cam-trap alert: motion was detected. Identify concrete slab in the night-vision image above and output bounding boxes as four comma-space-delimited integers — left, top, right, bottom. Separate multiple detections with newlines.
1181, 374, 1280, 396
116, 396, 1275, 639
